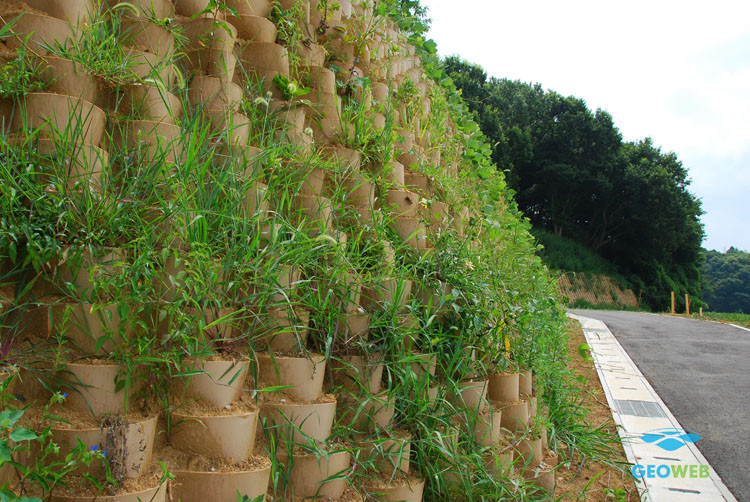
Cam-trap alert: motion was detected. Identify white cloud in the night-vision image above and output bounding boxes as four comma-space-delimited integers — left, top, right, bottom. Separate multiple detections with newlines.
423, 0, 750, 250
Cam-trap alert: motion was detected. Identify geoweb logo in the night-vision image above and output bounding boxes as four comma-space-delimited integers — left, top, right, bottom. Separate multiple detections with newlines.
640, 428, 702, 451
631, 428, 710, 479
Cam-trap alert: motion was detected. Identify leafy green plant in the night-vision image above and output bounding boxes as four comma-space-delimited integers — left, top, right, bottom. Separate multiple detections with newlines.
0, 379, 109, 499
578, 343, 593, 362
314, 0, 341, 32
198, 0, 239, 18
236, 492, 264, 502
605, 487, 629, 501
0, 0, 633, 499
272, 74, 310, 100
270, 0, 309, 76
0, 52, 47, 99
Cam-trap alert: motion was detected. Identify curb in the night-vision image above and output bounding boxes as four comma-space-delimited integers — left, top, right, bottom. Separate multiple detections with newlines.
568, 313, 737, 502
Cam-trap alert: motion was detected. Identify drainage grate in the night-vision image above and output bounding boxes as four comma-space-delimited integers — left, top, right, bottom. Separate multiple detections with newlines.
614, 399, 666, 418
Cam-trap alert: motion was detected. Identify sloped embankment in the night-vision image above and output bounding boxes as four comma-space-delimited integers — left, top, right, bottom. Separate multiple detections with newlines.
559, 273, 638, 309
0, 0, 567, 500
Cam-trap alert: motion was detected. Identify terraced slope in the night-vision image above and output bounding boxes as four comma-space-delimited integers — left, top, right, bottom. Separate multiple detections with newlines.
0, 0, 567, 500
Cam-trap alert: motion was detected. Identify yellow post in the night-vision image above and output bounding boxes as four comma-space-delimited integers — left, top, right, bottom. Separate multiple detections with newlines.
685, 294, 690, 316
671, 291, 675, 314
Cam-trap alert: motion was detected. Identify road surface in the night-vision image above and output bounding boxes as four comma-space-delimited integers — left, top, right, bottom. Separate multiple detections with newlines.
572, 310, 749, 501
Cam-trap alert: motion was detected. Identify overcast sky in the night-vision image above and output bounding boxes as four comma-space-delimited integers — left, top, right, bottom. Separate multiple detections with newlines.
422, 0, 750, 252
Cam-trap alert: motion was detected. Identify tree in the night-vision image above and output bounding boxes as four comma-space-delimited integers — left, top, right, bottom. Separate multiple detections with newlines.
703, 248, 750, 313
443, 56, 705, 310
596, 140, 704, 309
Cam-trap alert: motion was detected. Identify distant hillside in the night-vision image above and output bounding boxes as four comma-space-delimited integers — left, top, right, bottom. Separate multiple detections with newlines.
533, 228, 639, 309
443, 57, 704, 311
533, 228, 623, 278
558, 273, 638, 310
703, 248, 750, 313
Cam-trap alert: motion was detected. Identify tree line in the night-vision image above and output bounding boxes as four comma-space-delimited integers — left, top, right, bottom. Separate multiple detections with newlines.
703, 248, 750, 313
443, 57, 704, 310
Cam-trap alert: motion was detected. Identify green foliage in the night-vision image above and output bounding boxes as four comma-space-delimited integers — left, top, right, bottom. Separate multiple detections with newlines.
577, 343, 592, 362
532, 228, 622, 278
0, 52, 47, 99
382, 14, 629, 492
702, 247, 750, 313
270, 0, 309, 74
605, 487, 629, 502
570, 299, 641, 312
444, 57, 705, 311
0, 0, 629, 499
0, 375, 114, 500
377, 0, 430, 36
610, 140, 704, 311
236, 492, 264, 502
271, 74, 310, 100
695, 311, 750, 327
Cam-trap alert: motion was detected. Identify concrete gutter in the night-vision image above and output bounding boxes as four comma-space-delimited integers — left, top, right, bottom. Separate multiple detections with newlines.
568, 313, 736, 502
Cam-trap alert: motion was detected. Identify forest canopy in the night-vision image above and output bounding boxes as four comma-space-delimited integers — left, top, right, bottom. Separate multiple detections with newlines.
443, 56, 705, 310
703, 248, 750, 313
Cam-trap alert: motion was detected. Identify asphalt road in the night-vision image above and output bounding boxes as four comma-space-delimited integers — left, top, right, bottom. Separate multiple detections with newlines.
572, 310, 750, 502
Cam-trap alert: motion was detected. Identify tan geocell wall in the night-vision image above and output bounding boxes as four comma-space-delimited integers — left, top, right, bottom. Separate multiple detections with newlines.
558, 273, 638, 308
0, 0, 553, 498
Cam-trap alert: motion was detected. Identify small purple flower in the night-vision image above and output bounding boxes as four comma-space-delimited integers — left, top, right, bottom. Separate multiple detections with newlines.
102, 450, 107, 457
90, 445, 98, 452
62, 392, 68, 398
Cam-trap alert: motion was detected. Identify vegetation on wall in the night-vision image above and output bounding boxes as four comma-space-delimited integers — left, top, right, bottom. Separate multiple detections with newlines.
0, 0, 625, 500
443, 57, 705, 311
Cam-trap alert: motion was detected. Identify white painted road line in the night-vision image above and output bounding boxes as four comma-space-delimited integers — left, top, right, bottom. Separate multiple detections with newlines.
728, 323, 750, 333
568, 313, 737, 502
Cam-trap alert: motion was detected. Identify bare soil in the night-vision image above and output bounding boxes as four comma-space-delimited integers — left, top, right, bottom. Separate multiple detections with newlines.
51, 462, 165, 496
285, 486, 364, 502
21, 399, 158, 430
554, 320, 641, 500
259, 389, 336, 405
364, 469, 421, 488
171, 393, 257, 416
0, 1, 47, 17
159, 444, 270, 473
